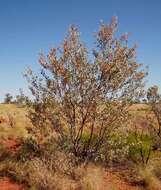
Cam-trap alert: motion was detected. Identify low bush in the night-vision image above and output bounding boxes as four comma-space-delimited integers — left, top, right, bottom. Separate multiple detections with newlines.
15, 137, 42, 162
127, 132, 152, 165
93, 129, 129, 166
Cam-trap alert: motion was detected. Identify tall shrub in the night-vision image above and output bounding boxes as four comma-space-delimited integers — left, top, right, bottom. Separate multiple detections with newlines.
25, 17, 147, 160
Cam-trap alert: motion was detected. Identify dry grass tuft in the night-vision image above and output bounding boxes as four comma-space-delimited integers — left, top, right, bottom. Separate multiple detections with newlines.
139, 166, 161, 190
80, 164, 104, 190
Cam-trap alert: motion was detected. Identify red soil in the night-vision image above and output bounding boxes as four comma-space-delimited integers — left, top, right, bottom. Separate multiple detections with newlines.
0, 178, 24, 190
0, 139, 24, 190
0, 139, 20, 152
101, 171, 142, 190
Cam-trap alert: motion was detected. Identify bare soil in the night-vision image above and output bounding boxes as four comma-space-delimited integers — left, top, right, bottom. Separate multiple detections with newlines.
101, 171, 142, 190
0, 177, 24, 190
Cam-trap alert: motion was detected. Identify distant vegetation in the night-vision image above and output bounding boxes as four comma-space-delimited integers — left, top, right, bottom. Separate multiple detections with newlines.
3, 89, 31, 107
0, 17, 161, 190
3, 93, 13, 104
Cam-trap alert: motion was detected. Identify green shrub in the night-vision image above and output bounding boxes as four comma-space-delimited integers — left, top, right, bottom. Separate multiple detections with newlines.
128, 132, 152, 164
16, 137, 41, 162
94, 130, 129, 165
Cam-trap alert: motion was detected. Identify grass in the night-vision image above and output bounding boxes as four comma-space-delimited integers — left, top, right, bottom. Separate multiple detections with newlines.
80, 164, 104, 190
0, 104, 31, 139
0, 103, 161, 190
138, 165, 161, 190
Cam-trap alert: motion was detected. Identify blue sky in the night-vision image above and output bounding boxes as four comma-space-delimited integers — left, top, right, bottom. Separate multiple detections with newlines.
0, 0, 161, 101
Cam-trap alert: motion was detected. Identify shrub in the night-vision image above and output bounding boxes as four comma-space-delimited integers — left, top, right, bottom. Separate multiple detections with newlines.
14, 88, 31, 107
16, 137, 41, 162
127, 132, 152, 165
0, 154, 80, 190
25, 17, 147, 161
4, 93, 13, 104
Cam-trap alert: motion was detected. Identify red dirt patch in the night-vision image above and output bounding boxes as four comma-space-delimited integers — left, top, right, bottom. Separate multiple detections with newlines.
101, 171, 142, 190
0, 177, 24, 190
0, 139, 20, 152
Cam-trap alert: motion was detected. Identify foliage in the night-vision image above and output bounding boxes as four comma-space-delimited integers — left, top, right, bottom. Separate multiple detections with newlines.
16, 137, 41, 162
4, 93, 13, 104
14, 88, 31, 107
91, 128, 129, 165
2, 17, 161, 190
25, 17, 147, 160
128, 132, 152, 165
147, 86, 161, 138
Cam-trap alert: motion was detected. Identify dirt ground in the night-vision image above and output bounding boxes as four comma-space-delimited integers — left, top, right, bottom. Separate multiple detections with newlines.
0, 178, 24, 190
101, 171, 142, 190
